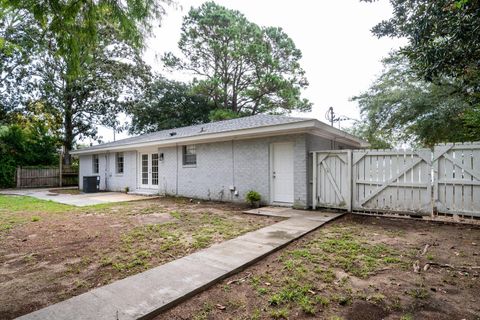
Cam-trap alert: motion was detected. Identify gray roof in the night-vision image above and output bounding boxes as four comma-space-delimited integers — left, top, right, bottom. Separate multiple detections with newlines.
78, 114, 313, 152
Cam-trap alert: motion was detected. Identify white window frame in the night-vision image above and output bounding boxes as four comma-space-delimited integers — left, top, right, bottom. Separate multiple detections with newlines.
116, 152, 124, 174
182, 145, 197, 166
92, 154, 99, 174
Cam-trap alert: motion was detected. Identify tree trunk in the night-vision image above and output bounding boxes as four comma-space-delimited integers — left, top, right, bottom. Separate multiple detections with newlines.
63, 81, 75, 166
63, 106, 74, 166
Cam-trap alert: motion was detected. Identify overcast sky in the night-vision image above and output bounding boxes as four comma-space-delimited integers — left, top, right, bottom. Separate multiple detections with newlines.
96, 0, 404, 143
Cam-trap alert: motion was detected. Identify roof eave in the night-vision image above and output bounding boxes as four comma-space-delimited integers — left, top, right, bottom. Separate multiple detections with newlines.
312, 120, 369, 148
71, 120, 317, 155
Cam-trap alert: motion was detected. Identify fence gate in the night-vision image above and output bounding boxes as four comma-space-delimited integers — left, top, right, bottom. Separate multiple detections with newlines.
352, 149, 432, 216
312, 150, 352, 211
434, 143, 480, 217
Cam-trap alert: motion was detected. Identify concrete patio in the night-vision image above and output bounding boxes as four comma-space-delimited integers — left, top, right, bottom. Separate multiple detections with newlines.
17, 208, 343, 320
0, 188, 154, 206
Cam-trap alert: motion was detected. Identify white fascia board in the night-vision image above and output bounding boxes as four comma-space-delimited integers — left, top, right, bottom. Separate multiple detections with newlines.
312, 120, 369, 148
71, 120, 317, 155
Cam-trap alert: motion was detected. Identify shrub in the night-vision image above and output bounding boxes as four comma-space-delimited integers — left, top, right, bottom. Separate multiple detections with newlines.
245, 190, 261, 204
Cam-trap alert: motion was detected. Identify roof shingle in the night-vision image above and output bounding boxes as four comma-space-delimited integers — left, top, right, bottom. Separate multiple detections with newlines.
78, 114, 313, 152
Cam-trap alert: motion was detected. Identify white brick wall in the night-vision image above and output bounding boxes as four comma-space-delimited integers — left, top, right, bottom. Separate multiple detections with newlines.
79, 133, 347, 207
79, 151, 137, 192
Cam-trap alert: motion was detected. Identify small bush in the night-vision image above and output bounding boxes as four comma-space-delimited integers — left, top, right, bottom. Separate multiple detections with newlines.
245, 190, 261, 204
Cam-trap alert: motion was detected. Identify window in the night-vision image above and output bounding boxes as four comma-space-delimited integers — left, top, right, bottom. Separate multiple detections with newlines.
152, 153, 159, 185
92, 155, 99, 174
141, 154, 148, 184
116, 152, 124, 174
182, 145, 196, 166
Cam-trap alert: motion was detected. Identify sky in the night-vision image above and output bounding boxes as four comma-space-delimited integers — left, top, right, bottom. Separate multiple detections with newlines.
96, 0, 405, 143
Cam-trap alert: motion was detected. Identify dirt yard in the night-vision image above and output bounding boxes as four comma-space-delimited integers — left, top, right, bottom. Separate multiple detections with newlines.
158, 214, 480, 320
0, 195, 279, 319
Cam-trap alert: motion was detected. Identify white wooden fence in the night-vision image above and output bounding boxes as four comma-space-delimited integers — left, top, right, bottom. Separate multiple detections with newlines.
312, 142, 480, 218
434, 143, 480, 217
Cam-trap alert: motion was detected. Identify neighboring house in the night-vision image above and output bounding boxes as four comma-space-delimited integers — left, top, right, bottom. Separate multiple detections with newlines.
72, 115, 367, 208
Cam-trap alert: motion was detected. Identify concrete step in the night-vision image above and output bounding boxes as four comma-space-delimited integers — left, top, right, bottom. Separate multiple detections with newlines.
127, 189, 159, 196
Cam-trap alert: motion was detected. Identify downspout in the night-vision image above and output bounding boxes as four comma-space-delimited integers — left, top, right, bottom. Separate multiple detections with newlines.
104, 152, 109, 190
231, 140, 235, 201
175, 144, 179, 196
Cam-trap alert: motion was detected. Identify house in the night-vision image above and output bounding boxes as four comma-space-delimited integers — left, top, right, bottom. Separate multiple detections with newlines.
71, 115, 367, 208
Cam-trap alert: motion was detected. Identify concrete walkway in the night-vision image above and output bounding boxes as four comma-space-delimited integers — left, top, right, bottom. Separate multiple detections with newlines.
0, 188, 154, 206
17, 209, 343, 320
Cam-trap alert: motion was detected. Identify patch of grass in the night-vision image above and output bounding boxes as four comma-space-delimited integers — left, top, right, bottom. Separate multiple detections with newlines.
193, 302, 213, 320
0, 195, 74, 232
407, 288, 430, 300
298, 295, 316, 315
170, 210, 182, 219
310, 229, 403, 278
269, 308, 289, 319
400, 314, 413, 320
315, 295, 330, 307
0, 195, 73, 213
332, 294, 351, 306
314, 267, 336, 283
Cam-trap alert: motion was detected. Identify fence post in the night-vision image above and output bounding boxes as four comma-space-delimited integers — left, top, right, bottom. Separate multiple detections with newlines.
347, 150, 352, 212
16, 167, 21, 188
59, 151, 63, 187
312, 152, 317, 210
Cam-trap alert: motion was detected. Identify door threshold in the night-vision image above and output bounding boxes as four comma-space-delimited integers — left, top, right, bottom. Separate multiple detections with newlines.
271, 202, 293, 207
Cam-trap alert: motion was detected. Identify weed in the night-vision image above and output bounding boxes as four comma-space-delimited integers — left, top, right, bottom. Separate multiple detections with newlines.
170, 210, 182, 220
30, 216, 41, 222
250, 308, 261, 320
257, 287, 268, 295
314, 267, 336, 283
193, 302, 213, 320
269, 308, 289, 319
407, 288, 430, 300
315, 295, 330, 307
222, 284, 231, 292
332, 294, 351, 306
311, 232, 403, 278
100, 256, 113, 267
298, 295, 316, 315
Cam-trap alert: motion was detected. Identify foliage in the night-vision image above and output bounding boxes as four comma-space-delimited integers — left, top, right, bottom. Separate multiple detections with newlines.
129, 78, 214, 134
208, 109, 241, 122
352, 54, 473, 147
0, 1, 170, 163
360, 0, 480, 145
365, 0, 480, 96
163, 2, 311, 116
345, 122, 393, 149
0, 121, 59, 187
245, 190, 261, 204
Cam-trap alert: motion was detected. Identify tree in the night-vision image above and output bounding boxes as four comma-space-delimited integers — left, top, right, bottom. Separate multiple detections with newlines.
365, 0, 480, 89
352, 54, 472, 147
0, 0, 170, 164
345, 122, 393, 149
163, 2, 311, 116
0, 110, 60, 188
129, 78, 214, 134
363, 0, 480, 139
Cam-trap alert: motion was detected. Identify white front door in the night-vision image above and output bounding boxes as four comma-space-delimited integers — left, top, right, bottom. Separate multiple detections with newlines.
140, 153, 159, 189
272, 142, 294, 203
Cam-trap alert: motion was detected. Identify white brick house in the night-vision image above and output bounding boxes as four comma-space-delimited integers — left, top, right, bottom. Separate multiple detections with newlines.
72, 115, 367, 208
